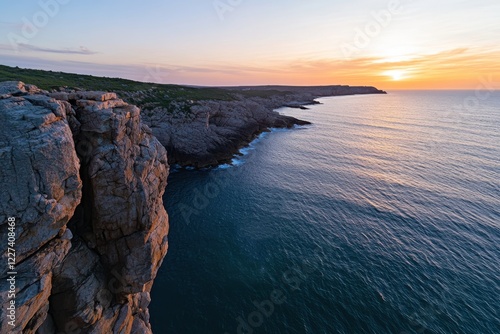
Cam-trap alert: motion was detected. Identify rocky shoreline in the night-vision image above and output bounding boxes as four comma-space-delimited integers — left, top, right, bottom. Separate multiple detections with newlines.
139, 85, 386, 168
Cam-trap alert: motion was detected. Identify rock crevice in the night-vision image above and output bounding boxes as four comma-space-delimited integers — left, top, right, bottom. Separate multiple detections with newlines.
0, 81, 169, 334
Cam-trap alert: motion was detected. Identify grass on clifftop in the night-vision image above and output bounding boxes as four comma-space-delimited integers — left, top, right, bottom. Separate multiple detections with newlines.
0, 65, 292, 106
0, 64, 236, 101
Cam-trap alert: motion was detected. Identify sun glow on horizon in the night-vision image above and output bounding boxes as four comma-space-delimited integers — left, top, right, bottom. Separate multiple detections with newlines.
1, 1, 499, 89
383, 70, 407, 81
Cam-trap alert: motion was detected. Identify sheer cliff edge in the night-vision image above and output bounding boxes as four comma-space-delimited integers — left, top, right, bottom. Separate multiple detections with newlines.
0, 81, 169, 334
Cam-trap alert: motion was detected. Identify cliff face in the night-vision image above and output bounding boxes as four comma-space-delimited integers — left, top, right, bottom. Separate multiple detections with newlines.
0, 82, 169, 333
144, 97, 311, 167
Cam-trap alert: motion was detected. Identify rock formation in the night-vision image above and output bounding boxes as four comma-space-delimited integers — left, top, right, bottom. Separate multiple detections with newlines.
139, 85, 385, 168
0, 82, 169, 333
143, 98, 311, 167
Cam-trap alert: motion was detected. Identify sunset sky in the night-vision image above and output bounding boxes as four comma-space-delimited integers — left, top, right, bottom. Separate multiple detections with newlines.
1, 0, 499, 89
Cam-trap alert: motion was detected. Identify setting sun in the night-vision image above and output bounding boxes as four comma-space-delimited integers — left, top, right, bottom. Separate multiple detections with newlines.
1, 1, 499, 89
384, 70, 406, 81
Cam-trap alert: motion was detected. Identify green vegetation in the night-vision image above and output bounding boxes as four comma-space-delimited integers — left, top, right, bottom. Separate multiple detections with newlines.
0, 64, 234, 101
0, 64, 292, 104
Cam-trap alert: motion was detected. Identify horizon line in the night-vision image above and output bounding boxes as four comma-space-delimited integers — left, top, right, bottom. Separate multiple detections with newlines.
0, 63, 494, 91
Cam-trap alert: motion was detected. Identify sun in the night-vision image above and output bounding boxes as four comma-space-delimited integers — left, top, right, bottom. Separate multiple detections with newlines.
383, 70, 406, 81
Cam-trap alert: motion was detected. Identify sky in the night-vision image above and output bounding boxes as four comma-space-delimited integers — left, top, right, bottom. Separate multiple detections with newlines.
0, 0, 499, 89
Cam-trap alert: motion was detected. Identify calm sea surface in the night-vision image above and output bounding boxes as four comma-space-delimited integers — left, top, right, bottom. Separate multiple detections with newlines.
150, 91, 500, 334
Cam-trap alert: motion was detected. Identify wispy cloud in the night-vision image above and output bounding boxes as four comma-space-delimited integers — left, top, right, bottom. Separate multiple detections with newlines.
1, 47, 498, 88
0, 43, 98, 55
231, 48, 500, 87
17, 44, 98, 55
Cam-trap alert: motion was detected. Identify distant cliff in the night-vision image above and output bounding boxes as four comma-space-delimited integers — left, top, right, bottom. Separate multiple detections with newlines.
130, 85, 386, 168
0, 82, 169, 333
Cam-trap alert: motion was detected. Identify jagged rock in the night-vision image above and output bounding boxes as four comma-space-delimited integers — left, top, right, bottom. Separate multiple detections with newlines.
0, 81, 82, 332
48, 239, 108, 330
73, 94, 169, 296
0, 88, 82, 263
68, 91, 118, 102
48, 92, 69, 101
0, 237, 71, 333
139, 84, 384, 168
143, 97, 311, 167
69, 94, 168, 333
0, 81, 26, 96
0, 82, 169, 334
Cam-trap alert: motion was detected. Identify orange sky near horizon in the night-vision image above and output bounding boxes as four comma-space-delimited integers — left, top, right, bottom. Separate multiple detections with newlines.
167, 48, 500, 90
1, 1, 499, 90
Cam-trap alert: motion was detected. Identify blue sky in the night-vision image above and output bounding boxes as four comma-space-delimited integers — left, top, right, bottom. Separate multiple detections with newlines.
1, 0, 499, 88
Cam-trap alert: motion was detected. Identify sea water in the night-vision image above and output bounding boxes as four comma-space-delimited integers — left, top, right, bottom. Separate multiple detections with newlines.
150, 91, 500, 333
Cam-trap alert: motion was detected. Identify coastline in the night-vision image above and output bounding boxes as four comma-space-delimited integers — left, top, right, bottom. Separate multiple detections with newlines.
141, 88, 386, 169
0, 64, 386, 169
219, 123, 313, 170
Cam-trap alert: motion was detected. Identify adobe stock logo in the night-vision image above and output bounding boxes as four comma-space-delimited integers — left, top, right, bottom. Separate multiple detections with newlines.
213, 0, 243, 21
8, 0, 72, 52
340, 0, 408, 60
224, 248, 324, 334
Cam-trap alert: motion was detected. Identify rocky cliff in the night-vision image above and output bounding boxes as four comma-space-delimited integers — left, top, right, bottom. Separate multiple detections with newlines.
0, 82, 169, 333
143, 97, 311, 168
139, 85, 385, 168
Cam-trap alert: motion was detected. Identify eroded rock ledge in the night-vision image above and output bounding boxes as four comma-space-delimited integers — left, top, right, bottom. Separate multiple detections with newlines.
0, 81, 169, 333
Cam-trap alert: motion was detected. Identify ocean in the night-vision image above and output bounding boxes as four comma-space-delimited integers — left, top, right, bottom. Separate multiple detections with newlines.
150, 91, 500, 333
